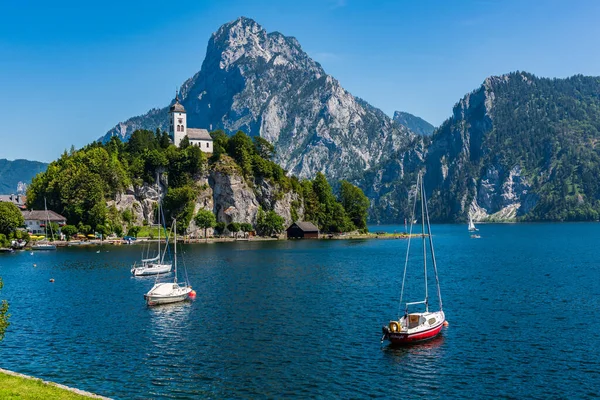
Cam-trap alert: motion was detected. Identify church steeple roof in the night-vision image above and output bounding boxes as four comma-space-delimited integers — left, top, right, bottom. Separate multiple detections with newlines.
169, 92, 186, 113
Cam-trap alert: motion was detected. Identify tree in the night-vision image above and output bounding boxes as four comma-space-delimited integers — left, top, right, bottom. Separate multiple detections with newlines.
194, 209, 216, 239
339, 180, 370, 230
253, 136, 275, 159
0, 278, 9, 341
227, 222, 241, 237
180, 135, 190, 149
214, 222, 226, 236
240, 222, 253, 234
256, 208, 284, 236
163, 185, 197, 234
0, 203, 24, 235
127, 226, 141, 238
61, 225, 77, 239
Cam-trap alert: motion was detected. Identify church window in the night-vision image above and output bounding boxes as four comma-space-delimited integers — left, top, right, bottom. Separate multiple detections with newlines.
206, 142, 209, 148
178, 119, 182, 124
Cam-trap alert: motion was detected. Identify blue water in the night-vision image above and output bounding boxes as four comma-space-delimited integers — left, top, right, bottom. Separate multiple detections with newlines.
0, 223, 599, 398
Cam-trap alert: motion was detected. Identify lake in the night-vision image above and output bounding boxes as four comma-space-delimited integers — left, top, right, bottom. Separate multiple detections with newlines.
0, 223, 599, 398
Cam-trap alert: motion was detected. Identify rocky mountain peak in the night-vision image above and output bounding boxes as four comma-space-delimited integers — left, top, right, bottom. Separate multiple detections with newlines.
101, 17, 413, 180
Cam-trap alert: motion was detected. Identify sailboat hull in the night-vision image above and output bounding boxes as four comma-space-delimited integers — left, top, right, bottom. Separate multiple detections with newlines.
383, 311, 445, 344
31, 244, 57, 250
132, 263, 172, 276
144, 283, 192, 306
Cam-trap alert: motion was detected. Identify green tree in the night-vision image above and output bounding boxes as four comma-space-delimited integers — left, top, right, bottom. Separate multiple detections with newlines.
163, 185, 197, 234
0, 277, 9, 341
256, 208, 285, 236
214, 222, 226, 236
240, 222, 253, 233
0, 203, 24, 235
180, 135, 190, 149
227, 222, 241, 237
253, 136, 275, 159
194, 209, 216, 239
339, 180, 370, 230
228, 131, 254, 176
127, 226, 141, 238
210, 130, 229, 161
61, 225, 77, 239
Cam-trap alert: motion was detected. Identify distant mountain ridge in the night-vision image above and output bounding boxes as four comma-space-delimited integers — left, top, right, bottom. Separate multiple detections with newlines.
393, 111, 435, 136
366, 72, 600, 222
101, 17, 414, 180
0, 159, 48, 194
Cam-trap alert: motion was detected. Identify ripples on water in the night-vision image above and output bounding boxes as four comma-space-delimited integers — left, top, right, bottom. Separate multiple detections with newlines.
0, 224, 599, 398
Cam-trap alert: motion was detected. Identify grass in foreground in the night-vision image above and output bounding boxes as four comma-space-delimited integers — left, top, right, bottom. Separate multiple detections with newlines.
0, 371, 97, 399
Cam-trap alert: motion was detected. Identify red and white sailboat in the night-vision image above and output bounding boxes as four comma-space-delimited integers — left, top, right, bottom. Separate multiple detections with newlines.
382, 173, 445, 345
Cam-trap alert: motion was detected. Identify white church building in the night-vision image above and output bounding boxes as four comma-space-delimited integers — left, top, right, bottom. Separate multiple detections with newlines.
169, 94, 213, 152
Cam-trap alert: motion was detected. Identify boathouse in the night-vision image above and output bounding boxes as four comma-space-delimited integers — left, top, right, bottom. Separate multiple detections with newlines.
286, 221, 319, 239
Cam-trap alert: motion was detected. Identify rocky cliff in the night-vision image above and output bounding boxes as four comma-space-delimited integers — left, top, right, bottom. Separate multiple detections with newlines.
108, 156, 302, 236
101, 17, 414, 180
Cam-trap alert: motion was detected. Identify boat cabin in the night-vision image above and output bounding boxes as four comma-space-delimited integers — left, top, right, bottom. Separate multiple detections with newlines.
286, 221, 319, 239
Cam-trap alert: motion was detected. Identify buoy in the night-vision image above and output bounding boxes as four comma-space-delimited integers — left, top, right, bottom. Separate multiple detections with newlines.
49, 278, 55, 283
443, 321, 449, 326
189, 290, 196, 298
33, 264, 36, 267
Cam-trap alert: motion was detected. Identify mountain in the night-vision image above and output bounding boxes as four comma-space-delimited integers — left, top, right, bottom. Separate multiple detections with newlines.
0, 159, 48, 194
366, 72, 600, 222
101, 17, 413, 180
393, 111, 435, 136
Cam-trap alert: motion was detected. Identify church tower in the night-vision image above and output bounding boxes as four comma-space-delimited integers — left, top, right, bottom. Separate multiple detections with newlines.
169, 92, 187, 147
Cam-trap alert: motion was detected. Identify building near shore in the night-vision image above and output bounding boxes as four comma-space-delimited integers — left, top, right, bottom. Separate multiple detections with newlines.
21, 210, 67, 235
286, 221, 319, 239
0, 194, 27, 210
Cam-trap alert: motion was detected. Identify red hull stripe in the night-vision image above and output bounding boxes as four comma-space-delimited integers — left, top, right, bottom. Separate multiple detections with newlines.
388, 323, 444, 343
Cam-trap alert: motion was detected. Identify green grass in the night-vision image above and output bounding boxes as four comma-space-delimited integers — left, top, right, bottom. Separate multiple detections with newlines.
0, 371, 100, 399
136, 226, 169, 239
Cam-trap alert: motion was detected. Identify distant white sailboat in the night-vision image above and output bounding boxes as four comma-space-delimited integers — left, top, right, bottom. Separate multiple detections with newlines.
144, 219, 193, 306
468, 214, 478, 232
131, 183, 172, 276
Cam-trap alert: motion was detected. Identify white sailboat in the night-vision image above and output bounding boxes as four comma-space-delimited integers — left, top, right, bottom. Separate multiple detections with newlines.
468, 214, 478, 232
131, 185, 172, 276
31, 198, 57, 251
382, 173, 445, 344
144, 219, 193, 306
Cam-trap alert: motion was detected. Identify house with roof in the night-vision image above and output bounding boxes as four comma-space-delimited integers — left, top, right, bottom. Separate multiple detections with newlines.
286, 221, 320, 239
0, 194, 27, 210
169, 94, 213, 152
21, 210, 67, 235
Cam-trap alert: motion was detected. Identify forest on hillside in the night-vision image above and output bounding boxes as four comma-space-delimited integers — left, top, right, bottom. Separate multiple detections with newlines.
27, 130, 369, 236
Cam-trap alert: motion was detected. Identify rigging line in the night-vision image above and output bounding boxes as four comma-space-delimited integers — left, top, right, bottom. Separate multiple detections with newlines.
422, 175, 443, 311
421, 173, 428, 311
398, 173, 420, 320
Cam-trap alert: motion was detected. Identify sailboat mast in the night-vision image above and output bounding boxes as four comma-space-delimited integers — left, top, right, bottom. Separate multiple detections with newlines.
420, 174, 428, 312
423, 177, 443, 311
174, 219, 178, 284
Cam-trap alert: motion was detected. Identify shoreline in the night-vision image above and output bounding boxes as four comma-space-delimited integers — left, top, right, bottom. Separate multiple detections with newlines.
0, 368, 110, 399
21, 233, 423, 248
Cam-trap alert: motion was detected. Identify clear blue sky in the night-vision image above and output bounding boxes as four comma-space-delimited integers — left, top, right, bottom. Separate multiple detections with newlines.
1, 0, 599, 162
